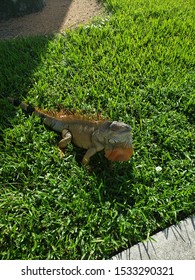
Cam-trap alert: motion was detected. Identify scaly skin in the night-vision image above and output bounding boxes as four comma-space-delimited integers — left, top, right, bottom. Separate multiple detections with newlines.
8, 97, 133, 164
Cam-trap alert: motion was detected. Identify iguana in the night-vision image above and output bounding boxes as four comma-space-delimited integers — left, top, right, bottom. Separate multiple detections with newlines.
7, 97, 133, 165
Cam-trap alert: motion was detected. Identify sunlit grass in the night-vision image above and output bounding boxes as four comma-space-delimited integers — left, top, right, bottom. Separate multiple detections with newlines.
0, 0, 194, 259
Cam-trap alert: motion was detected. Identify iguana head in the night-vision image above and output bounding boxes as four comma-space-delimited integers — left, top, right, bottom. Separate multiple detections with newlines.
101, 121, 132, 146
106, 121, 132, 144
102, 121, 133, 162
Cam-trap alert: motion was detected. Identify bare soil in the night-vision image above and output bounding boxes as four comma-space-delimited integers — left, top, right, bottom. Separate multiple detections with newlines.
0, 0, 103, 40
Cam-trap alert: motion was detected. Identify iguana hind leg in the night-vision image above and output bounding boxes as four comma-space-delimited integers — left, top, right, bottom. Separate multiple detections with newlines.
58, 129, 72, 149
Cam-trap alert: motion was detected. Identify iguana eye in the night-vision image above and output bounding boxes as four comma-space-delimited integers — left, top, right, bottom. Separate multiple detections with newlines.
110, 121, 131, 131
110, 121, 119, 131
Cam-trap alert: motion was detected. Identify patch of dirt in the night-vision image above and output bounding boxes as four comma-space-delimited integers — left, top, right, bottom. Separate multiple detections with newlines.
0, 0, 104, 40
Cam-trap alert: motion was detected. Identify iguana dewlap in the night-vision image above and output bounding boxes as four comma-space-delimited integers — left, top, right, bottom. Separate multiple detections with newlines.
105, 146, 133, 162
8, 97, 133, 165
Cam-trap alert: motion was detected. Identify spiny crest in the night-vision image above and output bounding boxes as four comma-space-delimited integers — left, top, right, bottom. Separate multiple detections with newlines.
36, 107, 107, 123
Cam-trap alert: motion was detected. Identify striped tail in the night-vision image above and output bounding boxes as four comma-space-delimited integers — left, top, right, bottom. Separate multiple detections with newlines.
7, 97, 36, 114
7, 97, 47, 118
7, 97, 65, 133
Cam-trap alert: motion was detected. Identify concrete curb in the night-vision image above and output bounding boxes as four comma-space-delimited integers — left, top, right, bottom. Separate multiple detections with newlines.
112, 215, 195, 260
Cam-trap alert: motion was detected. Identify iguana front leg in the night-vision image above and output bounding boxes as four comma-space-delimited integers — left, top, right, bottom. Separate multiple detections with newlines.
82, 139, 105, 165
82, 147, 98, 165
58, 129, 72, 149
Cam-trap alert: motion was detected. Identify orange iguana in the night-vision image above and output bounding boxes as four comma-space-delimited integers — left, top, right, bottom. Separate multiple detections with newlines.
8, 97, 133, 164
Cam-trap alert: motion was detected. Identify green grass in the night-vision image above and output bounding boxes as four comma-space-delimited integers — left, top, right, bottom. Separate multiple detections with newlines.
0, 0, 195, 259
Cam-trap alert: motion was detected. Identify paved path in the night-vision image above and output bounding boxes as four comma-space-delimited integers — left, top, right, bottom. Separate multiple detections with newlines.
112, 215, 195, 260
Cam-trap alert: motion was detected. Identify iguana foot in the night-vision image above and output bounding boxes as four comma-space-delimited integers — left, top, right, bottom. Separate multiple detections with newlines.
82, 157, 89, 165
82, 147, 98, 165
59, 148, 65, 158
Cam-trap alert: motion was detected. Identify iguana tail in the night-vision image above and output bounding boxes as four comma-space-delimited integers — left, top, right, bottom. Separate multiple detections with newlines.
7, 97, 46, 117
7, 97, 65, 133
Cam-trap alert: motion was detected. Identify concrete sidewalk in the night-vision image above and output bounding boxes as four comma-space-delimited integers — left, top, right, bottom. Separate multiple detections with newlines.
112, 215, 195, 260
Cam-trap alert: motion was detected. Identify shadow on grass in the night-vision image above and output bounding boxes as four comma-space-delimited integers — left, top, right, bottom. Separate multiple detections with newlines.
87, 153, 136, 206
0, 35, 52, 132
0, 1, 73, 132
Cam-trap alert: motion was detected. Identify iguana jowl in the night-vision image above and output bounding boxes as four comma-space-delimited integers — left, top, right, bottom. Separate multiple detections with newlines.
8, 97, 133, 164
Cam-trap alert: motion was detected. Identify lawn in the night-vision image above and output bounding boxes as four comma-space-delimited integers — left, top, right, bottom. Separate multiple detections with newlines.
0, 0, 194, 259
